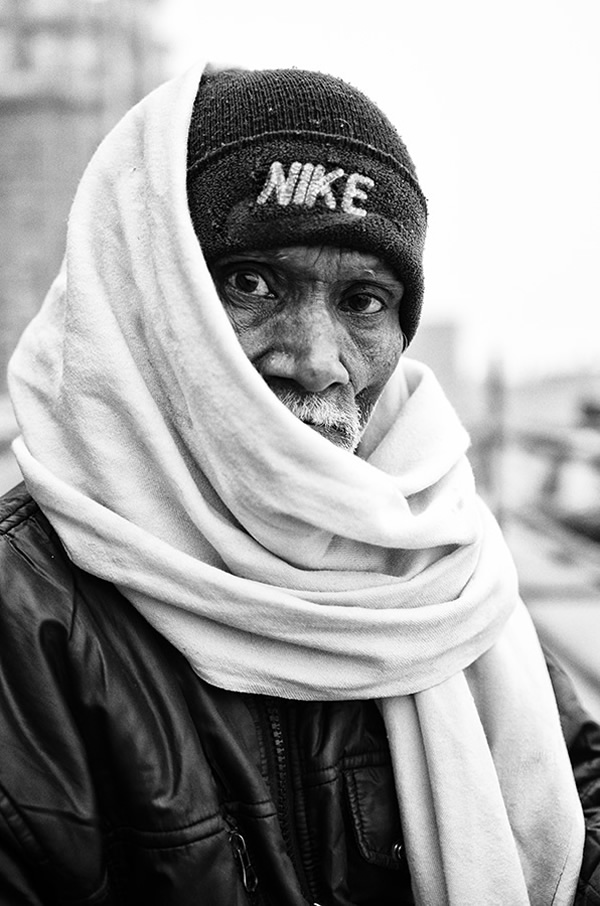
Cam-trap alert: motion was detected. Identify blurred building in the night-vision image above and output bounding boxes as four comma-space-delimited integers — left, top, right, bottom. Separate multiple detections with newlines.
0, 0, 167, 393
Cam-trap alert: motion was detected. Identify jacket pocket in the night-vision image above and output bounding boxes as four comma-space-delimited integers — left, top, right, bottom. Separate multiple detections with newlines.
344, 764, 405, 870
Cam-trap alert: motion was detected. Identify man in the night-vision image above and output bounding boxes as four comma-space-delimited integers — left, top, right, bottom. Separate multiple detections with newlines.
1, 62, 599, 905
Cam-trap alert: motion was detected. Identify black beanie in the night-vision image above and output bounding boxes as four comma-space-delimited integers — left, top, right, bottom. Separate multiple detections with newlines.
186, 67, 428, 344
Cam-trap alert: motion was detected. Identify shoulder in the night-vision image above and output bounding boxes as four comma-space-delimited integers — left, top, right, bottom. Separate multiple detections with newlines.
0, 482, 77, 633
0, 481, 39, 532
0, 487, 113, 896
0, 482, 183, 683
0, 482, 156, 657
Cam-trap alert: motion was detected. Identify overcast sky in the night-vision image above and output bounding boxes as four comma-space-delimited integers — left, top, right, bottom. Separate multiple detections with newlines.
155, 0, 600, 381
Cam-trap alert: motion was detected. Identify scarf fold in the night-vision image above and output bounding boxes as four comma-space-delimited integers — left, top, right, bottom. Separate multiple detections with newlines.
8, 61, 583, 905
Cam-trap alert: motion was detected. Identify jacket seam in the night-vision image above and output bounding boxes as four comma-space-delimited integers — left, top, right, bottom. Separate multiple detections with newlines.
344, 769, 399, 866
576, 877, 600, 905
107, 824, 225, 854
0, 786, 111, 904
0, 782, 67, 873
1, 533, 79, 641
579, 777, 600, 809
0, 498, 40, 535
302, 751, 390, 785
105, 811, 225, 842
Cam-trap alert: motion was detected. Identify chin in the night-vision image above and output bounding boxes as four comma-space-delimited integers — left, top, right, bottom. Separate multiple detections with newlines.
305, 421, 359, 452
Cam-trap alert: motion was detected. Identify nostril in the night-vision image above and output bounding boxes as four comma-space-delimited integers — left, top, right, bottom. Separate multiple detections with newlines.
259, 354, 349, 394
298, 367, 348, 394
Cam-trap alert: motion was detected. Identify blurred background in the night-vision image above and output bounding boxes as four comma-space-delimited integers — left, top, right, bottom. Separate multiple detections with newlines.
1, 0, 599, 713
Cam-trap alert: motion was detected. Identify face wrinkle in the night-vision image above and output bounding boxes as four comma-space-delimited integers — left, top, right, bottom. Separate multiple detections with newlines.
211, 245, 405, 453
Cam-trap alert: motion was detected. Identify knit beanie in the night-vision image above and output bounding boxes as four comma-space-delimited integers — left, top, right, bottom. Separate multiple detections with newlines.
186, 67, 428, 344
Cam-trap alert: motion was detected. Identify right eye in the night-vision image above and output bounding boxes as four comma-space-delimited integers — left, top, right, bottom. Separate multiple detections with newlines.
225, 270, 274, 298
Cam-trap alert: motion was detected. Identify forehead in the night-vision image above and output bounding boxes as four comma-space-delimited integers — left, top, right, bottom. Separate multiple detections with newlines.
217, 245, 402, 285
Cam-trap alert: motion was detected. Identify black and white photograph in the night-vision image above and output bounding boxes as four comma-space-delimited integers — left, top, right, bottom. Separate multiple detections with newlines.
0, 1, 599, 903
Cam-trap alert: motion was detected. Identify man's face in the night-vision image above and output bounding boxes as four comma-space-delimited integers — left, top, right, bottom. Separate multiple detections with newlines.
210, 245, 405, 451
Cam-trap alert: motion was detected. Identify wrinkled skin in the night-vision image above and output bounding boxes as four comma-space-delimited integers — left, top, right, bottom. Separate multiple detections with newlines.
210, 245, 406, 450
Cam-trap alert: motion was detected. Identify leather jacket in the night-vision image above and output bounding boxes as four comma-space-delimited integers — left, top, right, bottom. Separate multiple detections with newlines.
1, 483, 599, 905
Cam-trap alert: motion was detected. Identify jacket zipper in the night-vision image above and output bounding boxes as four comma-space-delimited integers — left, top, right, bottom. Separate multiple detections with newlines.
226, 816, 259, 902
265, 701, 316, 903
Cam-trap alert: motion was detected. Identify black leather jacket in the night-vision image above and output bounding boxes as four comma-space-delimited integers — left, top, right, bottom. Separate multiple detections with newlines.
1, 483, 600, 905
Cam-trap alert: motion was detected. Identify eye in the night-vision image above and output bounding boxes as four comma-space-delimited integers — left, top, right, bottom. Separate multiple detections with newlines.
225, 270, 274, 298
341, 293, 385, 315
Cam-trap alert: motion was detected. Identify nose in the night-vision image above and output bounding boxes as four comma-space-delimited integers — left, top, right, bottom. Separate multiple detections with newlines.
262, 304, 350, 393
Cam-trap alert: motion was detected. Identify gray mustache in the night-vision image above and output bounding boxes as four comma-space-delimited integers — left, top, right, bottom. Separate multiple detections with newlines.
274, 389, 356, 426
267, 382, 364, 450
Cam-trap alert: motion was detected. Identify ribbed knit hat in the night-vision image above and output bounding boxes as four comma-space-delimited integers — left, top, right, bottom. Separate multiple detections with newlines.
187, 67, 428, 344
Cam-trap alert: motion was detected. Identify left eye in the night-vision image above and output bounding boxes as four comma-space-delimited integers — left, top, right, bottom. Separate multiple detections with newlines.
341, 293, 385, 314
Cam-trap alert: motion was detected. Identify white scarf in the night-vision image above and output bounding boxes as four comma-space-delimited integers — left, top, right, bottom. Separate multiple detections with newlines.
8, 62, 584, 905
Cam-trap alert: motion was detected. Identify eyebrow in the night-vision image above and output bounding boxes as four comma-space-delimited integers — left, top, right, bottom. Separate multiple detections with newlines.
336, 268, 404, 292
351, 269, 401, 284
213, 251, 403, 290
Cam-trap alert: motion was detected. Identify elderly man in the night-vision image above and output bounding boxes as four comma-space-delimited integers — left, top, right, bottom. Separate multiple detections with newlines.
1, 63, 599, 905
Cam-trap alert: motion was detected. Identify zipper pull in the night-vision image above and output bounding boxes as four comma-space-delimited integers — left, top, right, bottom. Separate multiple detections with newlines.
229, 828, 259, 894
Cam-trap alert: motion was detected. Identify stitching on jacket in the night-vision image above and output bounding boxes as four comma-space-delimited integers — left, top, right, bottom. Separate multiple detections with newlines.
0, 782, 58, 869
106, 811, 224, 848
343, 767, 403, 873
578, 771, 600, 809
1, 535, 77, 644
345, 770, 369, 856
0, 497, 39, 535
0, 787, 111, 906
345, 769, 391, 862
576, 877, 600, 905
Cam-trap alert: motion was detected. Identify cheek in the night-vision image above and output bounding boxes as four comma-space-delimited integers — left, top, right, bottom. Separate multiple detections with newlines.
219, 302, 272, 365
356, 325, 404, 394
227, 327, 267, 366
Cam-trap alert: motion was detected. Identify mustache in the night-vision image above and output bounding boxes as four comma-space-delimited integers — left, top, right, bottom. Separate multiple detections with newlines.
265, 379, 372, 451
